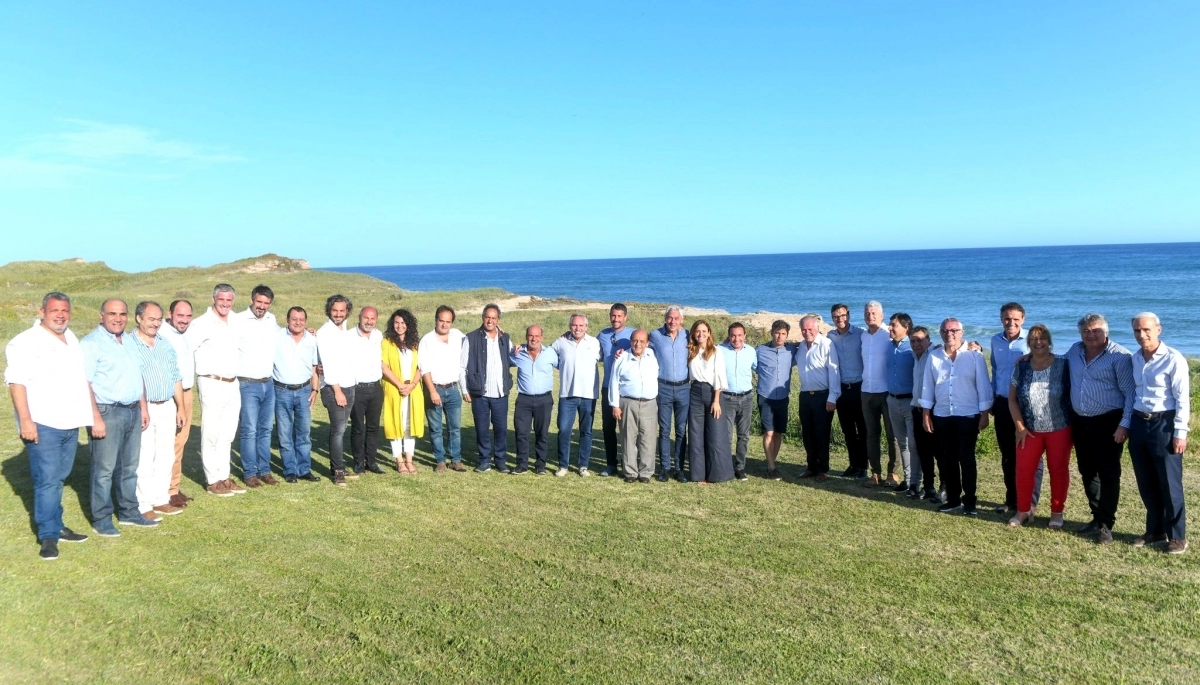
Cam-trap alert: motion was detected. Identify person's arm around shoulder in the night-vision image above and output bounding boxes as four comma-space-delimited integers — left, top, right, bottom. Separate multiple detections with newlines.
1169, 349, 1189, 454
825, 340, 841, 410
920, 352, 937, 434
608, 355, 625, 421
459, 332, 471, 403
1008, 372, 1027, 448
974, 351, 992, 431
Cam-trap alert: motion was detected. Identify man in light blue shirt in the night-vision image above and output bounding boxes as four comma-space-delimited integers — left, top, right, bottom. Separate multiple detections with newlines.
273, 306, 320, 483
81, 298, 154, 536
598, 303, 634, 477
884, 313, 918, 494
720, 322, 757, 481
609, 329, 659, 482
829, 303, 868, 478
551, 314, 602, 476
990, 302, 1042, 514
755, 320, 796, 480
510, 325, 559, 475
649, 306, 690, 481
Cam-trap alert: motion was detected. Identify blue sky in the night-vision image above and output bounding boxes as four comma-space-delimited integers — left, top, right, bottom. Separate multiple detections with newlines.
1, 2, 1197, 270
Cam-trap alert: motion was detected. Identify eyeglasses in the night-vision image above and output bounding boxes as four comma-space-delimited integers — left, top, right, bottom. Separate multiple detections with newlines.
941, 329, 963, 335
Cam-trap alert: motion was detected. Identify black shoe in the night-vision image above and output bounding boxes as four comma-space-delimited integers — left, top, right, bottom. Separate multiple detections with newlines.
534, 467, 547, 476
906, 488, 921, 499
854, 469, 869, 479
937, 503, 963, 514
926, 494, 943, 505
964, 507, 979, 517
59, 527, 88, 543
676, 473, 689, 483
840, 467, 857, 477
735, 469, 747, 481
893, 483, 909, 493
39, 538, 59, 561
366, 465, 385, 475
638, 477, 651, 483
298, 472, 321, 482
624, 476, 636, 483
512, 466, 528, 475
767, 468, 782, 481
656, 473, 669, 482
1077, 520, 1100, 535
474, 464, 491, 474
285, 475, 298, 483
993, 505, 1011, 514
495, 465, 510, 474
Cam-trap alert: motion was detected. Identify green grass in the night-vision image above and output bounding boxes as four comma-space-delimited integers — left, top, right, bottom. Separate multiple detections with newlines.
1, 257, 1198, 683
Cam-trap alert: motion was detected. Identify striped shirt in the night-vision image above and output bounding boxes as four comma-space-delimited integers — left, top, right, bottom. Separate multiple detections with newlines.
131, 332, 182, 402
1064, 340, 1135, 428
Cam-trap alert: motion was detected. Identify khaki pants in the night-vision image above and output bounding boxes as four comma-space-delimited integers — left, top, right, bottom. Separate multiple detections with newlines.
620, 397, 658, 479
169, 388, 193, 495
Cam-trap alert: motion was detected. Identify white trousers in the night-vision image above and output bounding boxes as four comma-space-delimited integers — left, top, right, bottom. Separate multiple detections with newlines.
197, 376, 240, 485
137, 400, 177, 512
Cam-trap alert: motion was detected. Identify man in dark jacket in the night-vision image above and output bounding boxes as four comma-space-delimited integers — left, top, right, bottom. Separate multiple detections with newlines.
463, 304, 513, 472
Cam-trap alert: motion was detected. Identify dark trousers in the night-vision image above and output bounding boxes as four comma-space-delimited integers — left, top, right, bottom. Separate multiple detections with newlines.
911, 407, 938, 491
602, 391, 620, 474
723, 391, 754, 472
514, 393, 552, 470
350, 382, 383, 470
89, 404, 142, 523
688, 382, 732, 483
321, 385, 355, 473
994, 394, 1018, 507
1128, 412, 1186, 541
470, 393, 509, 467
799, 390, 833, 474
1073, 410, 1124, 529
933, 414, 980, 508
862, 390, 896, 476
657, 380, 689, 474
836, 382, 868, 470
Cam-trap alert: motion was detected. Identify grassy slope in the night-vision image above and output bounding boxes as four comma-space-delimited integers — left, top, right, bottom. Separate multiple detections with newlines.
0, 257, 1197, 684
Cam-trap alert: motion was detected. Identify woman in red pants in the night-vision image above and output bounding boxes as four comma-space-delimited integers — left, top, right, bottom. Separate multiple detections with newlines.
1007, 324, 1074, 529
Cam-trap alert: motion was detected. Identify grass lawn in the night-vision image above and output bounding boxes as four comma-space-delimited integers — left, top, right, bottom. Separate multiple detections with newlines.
1, 257, 1198, 683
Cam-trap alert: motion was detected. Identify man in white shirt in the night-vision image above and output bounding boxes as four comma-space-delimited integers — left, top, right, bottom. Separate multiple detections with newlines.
5, 292, 98, 560
349, 306, 386, 475
463, 304, 514, 473
186, 284, 247, 498
551, 314, 602, 476
418, 305, 468, 472
795, 315, 841, 481
1128, 313, 1190, 554
274, 306, 320, 483
860, 300, 897, 486
235, 284, 279, 489
919, 317, 992, 516
318, 294, 357, 486
609, 329, 659, 483
160, 300, 195, 508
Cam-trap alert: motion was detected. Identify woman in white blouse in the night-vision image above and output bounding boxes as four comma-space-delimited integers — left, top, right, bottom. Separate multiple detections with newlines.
687, 320, 733, 483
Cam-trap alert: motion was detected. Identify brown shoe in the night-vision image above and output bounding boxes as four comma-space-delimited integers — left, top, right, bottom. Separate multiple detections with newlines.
887, 473, 902, 486
244, 476, 264, 489
865, 473, 882, 487
1097, 525, 1113, 545
1166, 539, 1189, 555
815, 473, 828, 482
179, 490, 194, 503
261, 474, 280, 486
449, 462, 467, 472
225, 478, 247, 494
1133, 533, 1168, 548
207, 481, 234, 497
153, 503, 183, 516
797, 469, 815, 479
143, 511, 163, 522
333, 469, 347, 486
168, 493, 188, 508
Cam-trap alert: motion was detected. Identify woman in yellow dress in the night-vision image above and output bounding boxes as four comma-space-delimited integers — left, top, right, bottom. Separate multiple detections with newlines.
381, 309, 425, 473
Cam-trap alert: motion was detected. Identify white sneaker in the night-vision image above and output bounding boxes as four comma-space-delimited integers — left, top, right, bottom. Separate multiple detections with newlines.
598, 469, 612, 477
554, 467, 568, 477
579, 468, 590, 477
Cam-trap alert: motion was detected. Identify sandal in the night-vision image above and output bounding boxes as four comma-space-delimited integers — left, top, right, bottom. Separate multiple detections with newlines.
1049, 513, 1064, 530
1008, 511, 1034, 527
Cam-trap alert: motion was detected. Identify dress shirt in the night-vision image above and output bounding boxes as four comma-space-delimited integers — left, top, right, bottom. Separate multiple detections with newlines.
159, 324, 193, 390
469, 332, 511, 398
130, 333, 181, 403
317, 320, 357, 388
886, 338, 915, 395
510, 346, 559, 395
829, 326, 865, 383
719, 343, 757, 394
4, 324, 94, 430
607, 350, 660, 406
552, 334, 602, 398
919, 347, 993, 417
1132, 342, 1191, 439
755, 343, 796, 400
417, 329, 467, 390
235, 308, 279, 379
649, 327, 689, 382
186, 308, 239, 378
349, 327, 384, 384
796, 336, 842, 402
990, 330, 1029, 398
80, 327, 144, 405
274, 328, 319, 386
911, 352, 931, 408
688, 347, 727, 389
1065, 340, 1134, 428
599, 327, 634, 388
860, 328, 891, 393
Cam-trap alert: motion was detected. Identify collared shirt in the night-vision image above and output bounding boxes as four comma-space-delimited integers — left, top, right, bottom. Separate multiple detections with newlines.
829, 326, 865, 383
599, 326, 634, 388
911, 351, 931, 408
159, 324, 194, 390
796, 336, 841, 402
510, 346, 559, 395
274, 328, 319, 386
4, 324, 94, 430
348, 327, 384, 384
235, 308, 279, 379
1132, 342, 1191, 439
468, 331, 512, 398
919, 346, 993, 417
649, 326, 689, 382
860, 328, 891, 393
990, 330, 1029, 398
755, 343, 796, 400
886, 337, 915, 395
719, 342, 757, 394
688, 347, 727, 389
608, 350, 660, 406
417, 329, 467, 390
552, 334, 602, 398
130, 333, 181, 403
80, 326, 144, 405
186, 308, 239, 378
317, 320, 357, 388
1065, 340, 1135, 427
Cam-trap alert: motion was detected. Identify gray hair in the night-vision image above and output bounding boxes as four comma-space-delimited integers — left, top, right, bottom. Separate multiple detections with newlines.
212, 283, 235, 298
570, 313, 588, 324
1131, 312, 1160, 327
1077, 313, 1109, 335
799, 314, 820, 328
41, 291, 70, 309
940, 317, 961, 330
664, 305, 683, 318
865, 300, 883, 311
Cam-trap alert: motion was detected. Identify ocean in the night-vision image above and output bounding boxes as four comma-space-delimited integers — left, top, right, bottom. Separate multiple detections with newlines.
330, 242, 1200, 355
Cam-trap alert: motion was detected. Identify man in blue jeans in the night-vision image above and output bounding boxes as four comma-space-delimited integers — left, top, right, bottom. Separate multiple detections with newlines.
81, 298, 156, 534
235, 284, 279, 488
650, 306, 690, 481
418, 305, 468, 472
273, 306, 320, 483
5, 292, 99, 560
463, 304, 514, 473
551, 314, 602, 476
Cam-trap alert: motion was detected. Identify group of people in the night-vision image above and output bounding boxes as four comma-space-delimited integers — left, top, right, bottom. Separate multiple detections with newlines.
6, 285, 1191, 562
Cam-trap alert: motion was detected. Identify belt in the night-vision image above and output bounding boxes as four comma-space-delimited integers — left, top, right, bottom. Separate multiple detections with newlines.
1134, 410, 1172, 421
805, 389, 830, 396
842, 381, 862, 390
520, 391, 552, 398
623, 397, 655, 402
434, 382, 458, 389
660, 378, 689, 386
100, 401, 139, 409
357, 381, 380, 388
889, 392, 913, 399
201, 374, 236, 383
148, 399, 170, 405
237, 376, 269, 383
274, 381, 310, 391
723, 390, 752, 397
